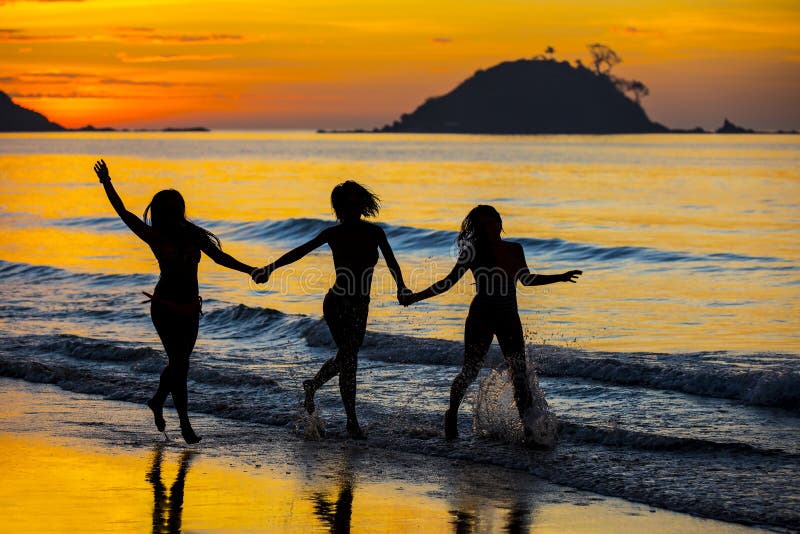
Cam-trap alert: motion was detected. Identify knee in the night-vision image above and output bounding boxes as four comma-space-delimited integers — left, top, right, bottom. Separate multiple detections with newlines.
339, 358, 358, 378
169, 361, 189, 379
458, 365, 480, 384
338, 346, 359, 364
505, 350, 527, 371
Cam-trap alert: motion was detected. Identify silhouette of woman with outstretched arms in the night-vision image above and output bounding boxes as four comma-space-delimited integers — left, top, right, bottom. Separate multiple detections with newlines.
94, 159, 256, 444
401, 205, 581, 443
252, 181, 408, 439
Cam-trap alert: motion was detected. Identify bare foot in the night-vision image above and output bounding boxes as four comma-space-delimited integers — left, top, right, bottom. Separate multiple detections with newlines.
346, 421, 366, 440
180, 423, 202, 445
147, 398, 165, 432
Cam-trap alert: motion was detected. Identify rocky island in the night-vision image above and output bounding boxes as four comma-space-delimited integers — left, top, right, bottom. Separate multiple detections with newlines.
378, 58, 668, 134
320, 46, 795, 135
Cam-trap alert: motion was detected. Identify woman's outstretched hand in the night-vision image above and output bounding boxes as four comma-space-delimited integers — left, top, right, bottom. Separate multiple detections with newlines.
94, 159, 110, 183
561, 270, 583, 283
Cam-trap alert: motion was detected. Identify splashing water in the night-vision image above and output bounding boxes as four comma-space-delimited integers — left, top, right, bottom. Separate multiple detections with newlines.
473, 360, 558, 447
294, 405, 327, 441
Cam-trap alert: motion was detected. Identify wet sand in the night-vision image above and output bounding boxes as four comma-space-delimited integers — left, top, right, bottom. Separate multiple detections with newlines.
0, 378, 766, 533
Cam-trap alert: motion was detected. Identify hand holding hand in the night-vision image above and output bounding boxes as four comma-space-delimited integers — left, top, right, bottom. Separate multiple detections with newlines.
561, 270, 582, 283
251, 265, 272, 284
397, 287, 413, 306
94, 159, 110, 183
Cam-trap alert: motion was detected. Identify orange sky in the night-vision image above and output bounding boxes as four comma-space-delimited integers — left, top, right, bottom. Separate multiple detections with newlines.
2, 0, 799, 130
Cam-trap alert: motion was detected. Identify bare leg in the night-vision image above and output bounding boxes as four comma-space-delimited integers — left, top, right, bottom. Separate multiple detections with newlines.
169, 360, 200, 444
337, 347, 363, 438
148, 366, 170, 431
304, 357, 340, 414
311, 291, 369, 437
497, 310, 551, 447
496, 312, 532, 420
447, 301, 494, 439
151, 303, 200, 444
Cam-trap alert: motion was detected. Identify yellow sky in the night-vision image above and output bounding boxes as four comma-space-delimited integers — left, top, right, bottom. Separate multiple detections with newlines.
2, 0, 799, 129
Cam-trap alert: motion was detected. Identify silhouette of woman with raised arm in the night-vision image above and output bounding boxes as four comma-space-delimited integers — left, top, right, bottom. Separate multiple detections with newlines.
94, 160, 255, 444
252, 181, 408, 439
401, 205, 581, 443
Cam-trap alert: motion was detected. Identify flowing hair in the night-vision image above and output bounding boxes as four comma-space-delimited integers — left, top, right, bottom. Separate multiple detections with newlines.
330, 180, 381, 221
143, 189, 222, 250
457, 204, 503, 262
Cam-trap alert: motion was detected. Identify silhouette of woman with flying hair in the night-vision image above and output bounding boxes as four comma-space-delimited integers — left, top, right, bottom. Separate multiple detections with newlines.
94, 160, 256, 444
401, 205, 581, 443
252, 181, 408, 439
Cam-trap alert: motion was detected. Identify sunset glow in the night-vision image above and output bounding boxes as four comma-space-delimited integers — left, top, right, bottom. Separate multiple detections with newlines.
2, 0, 799, 129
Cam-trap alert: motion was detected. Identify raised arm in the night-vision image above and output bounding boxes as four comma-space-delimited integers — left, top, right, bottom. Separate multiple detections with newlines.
376, 227, 407, 293
94, 159, 154, 244
200, 239, 255, 275
405, 252, 470, 305
515, 243, 582, 286
252, 229, 329, 283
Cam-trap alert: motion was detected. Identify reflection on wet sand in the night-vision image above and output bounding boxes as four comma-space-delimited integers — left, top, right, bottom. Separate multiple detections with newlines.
448, 465, 535, 533
311, 472, 354, 533
308, 450, 355, 533
504, 498, 534, 534
146, 445, 195, 534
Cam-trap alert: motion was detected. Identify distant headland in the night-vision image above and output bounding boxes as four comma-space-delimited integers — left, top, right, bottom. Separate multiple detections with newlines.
0, 90, 208, 133
320, 45, 798, 135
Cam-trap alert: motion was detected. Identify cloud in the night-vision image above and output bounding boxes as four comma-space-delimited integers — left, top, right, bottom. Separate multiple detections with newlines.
111, 26, 154, 32
0, 0, 83, 4
2, 71, 207, 87
8, 91, 120, 99
1, 27, 246, 44
0, 29, 74, 42
3, 72, 212, 90
26, 71, 88, 78
98, 77, 173, 87
0, 72, 92, 84
114, 33, 243, 43
432, 37, 453, 44
9, 90, 210, 100
116, 52, 233, 63
611, 26, 662, 37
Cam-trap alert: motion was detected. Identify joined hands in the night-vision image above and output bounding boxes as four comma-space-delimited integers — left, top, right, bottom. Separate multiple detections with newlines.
397, 287, 414, 306
251, 265, 272, 285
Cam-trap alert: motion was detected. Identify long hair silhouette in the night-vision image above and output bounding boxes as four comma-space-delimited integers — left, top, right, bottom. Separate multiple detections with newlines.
144, 189, 221, 249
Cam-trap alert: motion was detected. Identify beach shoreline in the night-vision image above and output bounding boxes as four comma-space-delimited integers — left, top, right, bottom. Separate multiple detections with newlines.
0, 377, 769, 533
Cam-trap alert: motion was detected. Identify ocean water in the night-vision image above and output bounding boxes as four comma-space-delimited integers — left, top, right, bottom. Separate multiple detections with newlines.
0, 132, 798, 528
